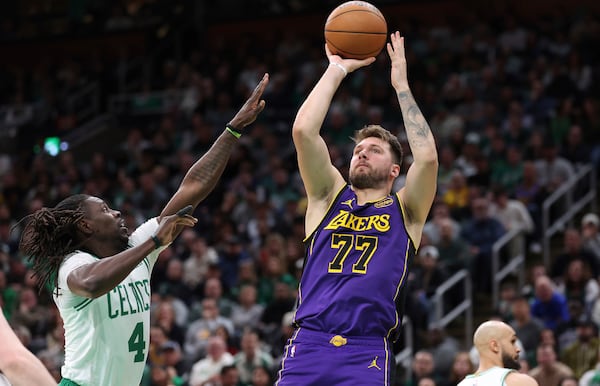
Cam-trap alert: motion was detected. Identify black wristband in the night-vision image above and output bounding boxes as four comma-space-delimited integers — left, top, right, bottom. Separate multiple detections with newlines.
225, 124, 242, 138
150, 235, 162, 249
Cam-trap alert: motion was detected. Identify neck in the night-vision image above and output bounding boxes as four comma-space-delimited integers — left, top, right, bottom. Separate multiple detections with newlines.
476, 357, 502, 374
351, 186, 391, 205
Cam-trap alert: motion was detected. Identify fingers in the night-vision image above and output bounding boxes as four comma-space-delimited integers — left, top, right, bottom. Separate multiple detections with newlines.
255, 99, 266, 115
361, 57, 376, 66
250, 73, 269, 100
176, 205, 193, 217
390, 31, 403, 53
175, 215, 197, 227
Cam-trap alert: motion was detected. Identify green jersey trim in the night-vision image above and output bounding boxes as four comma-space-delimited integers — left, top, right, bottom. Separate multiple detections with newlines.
74, 298, 93, 311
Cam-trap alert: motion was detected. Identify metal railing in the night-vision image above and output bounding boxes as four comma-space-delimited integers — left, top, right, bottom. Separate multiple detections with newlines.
429, 269, 472, 348
542, 164, 597, 268
491, 227, 526, 309
67, 82, 100, 124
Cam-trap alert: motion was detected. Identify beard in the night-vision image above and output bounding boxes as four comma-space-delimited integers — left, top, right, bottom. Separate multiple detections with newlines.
349, 166, 388, 189
501, 352, 521, 370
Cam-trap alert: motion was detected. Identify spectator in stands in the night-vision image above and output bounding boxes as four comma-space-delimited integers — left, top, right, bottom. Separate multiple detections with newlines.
234, 328, 273, 385
560, 319, 599, 379
555, 258, 600, 314
434, 217, 471, 273
551, 228, 599, 280
152, 298, 186, 346
561, 124, 592, 167
418, 378, 438, 386
412, 246, 450, 305
460, 196, 506, 293
184, 298, 234, 363
230, 283, 264, 334
513, 161, 546, 240
423, 201, 461, 245
491, 145, 525, 192
489, 186, 535, 256
442, 351, 474, 386
203, 277, 236, 319
528, 343, 573, 386
182, 233, 218, 295
531, 275, 570, 332
557, 375, 578, 386
220, 364, 241, 386
427, 326, 461, 382
250, 365, 273, 386
442, 169, 470, 221
258, 281, 295, 344
581, 213, 600, 260
555, 299, 587, 356
510, 296, 544, 363
158, 340, 189, 385
406, 350, 442, 386
158, 257, 194, 302
534, 137, 575, 194
189, 335, 234, 386
579, 347, 600, 386
256, 256, 296, 306
218, 235, 252, 294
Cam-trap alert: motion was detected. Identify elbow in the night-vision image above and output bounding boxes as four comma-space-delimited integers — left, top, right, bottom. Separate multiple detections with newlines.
292, 123, 312, 144
419, 154, 438, 171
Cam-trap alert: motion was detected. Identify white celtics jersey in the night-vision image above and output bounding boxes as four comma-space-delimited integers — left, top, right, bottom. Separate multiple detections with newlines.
457, 366, 515, 386
54, 218, 166, 386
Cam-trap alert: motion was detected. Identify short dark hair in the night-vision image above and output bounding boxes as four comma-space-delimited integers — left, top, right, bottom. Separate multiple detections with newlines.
353, 125, 403, 166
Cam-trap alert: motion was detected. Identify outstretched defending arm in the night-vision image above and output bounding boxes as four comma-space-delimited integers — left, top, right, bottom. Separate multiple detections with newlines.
160, 74, 269, 220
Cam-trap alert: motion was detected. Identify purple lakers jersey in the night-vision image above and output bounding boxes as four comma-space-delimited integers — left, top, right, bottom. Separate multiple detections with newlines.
294, 185, 415, 339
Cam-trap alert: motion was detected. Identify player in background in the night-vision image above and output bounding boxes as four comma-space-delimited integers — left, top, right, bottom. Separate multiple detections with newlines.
17, 74, 269, 386
457, 320, 538, 386
276, 31, 438, 385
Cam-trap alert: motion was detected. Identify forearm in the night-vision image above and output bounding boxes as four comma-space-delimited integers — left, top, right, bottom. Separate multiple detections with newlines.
293, 65, 344, 137
69, 239, 156, 298
177, 130, 237, 202
1, 351, 56, 386
395, 88, 437, 163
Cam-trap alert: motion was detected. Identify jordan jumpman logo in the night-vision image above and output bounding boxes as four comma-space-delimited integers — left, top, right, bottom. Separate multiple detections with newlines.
368, 356, 382, 370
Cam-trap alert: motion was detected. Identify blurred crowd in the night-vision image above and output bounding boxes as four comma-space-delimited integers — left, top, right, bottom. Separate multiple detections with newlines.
2, 1, 600, 385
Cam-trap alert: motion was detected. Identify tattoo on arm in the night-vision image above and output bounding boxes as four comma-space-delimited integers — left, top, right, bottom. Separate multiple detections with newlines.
186, 133, 236, 194
397, 91, 431, 148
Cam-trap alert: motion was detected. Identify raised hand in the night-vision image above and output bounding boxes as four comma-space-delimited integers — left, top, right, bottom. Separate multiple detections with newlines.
152, 208, 198, 247
228, 73, 269, 131
387, 31, 409, 91
325, 44, 376, 75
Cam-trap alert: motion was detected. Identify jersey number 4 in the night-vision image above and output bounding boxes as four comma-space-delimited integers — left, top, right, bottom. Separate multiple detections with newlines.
128, 322, 147, 362
328, 233, 378, 274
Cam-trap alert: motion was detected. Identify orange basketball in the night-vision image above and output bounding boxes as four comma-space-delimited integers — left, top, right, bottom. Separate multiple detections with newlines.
324, 1, 388, 60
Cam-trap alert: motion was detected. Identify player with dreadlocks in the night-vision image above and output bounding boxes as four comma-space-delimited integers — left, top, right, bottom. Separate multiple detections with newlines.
18, 74, 269, 386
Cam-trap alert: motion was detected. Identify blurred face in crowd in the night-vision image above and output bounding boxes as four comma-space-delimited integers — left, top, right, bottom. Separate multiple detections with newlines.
413, 351, 434, 377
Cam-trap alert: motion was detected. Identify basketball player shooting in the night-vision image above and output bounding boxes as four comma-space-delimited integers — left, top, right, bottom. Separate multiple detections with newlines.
275, 31, 438, 385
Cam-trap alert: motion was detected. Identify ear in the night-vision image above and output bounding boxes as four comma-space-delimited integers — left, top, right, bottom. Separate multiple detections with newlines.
391, 164, 401, 178
77, 219, 93, 236
490, 339, 500, 354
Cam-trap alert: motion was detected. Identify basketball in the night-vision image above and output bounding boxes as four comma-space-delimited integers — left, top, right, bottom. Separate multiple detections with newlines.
324, 1, 387, 60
